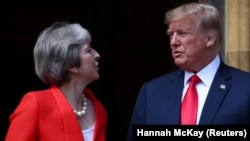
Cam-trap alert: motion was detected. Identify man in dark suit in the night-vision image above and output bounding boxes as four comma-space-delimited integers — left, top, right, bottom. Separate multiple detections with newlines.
127, 2, 250, 141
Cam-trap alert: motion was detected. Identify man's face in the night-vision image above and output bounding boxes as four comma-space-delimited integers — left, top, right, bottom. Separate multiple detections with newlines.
167, 15, 208, 72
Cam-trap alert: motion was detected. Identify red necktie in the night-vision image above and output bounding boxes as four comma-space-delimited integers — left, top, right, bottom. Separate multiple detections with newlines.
181, 75, 201, 125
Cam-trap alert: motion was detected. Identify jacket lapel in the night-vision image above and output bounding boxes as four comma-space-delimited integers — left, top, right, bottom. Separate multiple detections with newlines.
50, 86, 84, 141
165, 71, 185, 124
199, 62, 232, 124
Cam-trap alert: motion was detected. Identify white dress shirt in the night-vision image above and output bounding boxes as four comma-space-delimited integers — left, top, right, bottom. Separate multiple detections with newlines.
182, 54, 221, 124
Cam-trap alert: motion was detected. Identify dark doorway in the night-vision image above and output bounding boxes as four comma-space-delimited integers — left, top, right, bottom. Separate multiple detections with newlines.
1, 1, 197, 140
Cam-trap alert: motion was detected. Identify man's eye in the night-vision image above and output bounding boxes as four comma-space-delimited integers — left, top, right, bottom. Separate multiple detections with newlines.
167, 33, 173, 38
178, 32, 188, 37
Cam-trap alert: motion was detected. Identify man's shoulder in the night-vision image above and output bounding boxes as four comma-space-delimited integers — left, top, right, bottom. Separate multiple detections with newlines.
146, 69, 183, 84
220, 63, 250, 77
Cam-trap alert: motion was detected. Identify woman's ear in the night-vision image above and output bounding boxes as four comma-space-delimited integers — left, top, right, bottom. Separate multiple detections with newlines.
68, 67, 78, 73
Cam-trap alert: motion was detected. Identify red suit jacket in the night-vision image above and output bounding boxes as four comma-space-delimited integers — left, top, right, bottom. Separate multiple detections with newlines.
5, 85, 107, 141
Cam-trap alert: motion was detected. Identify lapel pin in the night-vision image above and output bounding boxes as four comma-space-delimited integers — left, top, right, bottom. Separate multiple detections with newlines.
220, 84, 226, 89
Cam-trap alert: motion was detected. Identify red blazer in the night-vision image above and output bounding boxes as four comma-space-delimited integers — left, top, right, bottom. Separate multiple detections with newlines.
5, 85, 107, 141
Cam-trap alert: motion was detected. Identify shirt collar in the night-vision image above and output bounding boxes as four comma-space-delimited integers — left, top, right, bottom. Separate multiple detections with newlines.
184, 54, 221, 86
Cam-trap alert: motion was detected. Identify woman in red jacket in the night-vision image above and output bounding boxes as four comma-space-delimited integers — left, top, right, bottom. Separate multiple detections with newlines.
5, 21, 107, 141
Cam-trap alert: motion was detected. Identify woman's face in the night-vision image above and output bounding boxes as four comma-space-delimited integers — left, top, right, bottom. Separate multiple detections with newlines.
76, 43, 100, 83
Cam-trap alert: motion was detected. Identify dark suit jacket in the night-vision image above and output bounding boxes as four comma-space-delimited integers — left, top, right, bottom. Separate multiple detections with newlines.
127, 61, 250, 140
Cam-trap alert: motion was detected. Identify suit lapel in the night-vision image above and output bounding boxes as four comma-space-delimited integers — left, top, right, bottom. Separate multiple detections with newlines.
165, 71, 185, 124
199, 63, 232, 124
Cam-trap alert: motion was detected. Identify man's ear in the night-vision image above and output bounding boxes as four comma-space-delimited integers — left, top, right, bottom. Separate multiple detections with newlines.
68, 67, 78, 73
206, 31, 217, 47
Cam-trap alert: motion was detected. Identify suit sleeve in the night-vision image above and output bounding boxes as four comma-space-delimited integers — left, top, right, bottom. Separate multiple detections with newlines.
5, 93, 39, 141
127, 83, 147, 141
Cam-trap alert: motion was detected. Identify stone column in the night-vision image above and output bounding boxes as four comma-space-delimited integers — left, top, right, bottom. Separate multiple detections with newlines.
225, 0, 250, 72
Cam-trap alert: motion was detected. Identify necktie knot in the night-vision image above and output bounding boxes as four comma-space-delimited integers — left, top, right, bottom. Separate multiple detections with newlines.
189, 75, 201, 85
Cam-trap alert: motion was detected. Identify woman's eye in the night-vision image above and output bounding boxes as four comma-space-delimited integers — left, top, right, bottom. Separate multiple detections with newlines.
87, 48, 92, 52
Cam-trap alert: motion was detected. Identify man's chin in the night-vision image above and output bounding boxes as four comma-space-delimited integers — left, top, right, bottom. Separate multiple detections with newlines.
174, 60, 186, 67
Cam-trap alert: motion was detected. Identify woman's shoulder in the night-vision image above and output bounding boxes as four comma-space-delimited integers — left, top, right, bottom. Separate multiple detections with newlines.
23, 86, 54, 100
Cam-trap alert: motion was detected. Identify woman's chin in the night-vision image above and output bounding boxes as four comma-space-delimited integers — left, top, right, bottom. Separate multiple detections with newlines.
93, 74, 100, 80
